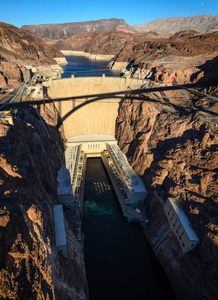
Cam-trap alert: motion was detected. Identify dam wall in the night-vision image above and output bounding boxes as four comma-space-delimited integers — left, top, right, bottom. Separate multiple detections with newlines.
43, 76, 146, 139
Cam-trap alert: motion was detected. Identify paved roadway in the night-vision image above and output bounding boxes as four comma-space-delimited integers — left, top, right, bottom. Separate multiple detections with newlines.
0, 86, 26, 119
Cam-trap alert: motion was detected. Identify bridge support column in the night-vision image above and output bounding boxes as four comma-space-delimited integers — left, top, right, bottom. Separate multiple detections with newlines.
71, 75, 74, 90
72, 99, 75, 109
58, 101, 62, 118
102, 74, 105, 84
125, 77, 130, 88
49, 78, 53, 88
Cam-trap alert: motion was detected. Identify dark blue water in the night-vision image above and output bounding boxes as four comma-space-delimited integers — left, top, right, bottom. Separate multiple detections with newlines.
62, 56, 120, 78
82, 158, 176, 300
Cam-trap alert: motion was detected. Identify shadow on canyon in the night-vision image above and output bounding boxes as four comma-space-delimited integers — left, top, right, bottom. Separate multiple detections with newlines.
0, 104, 87, 298
0, 107, 64, 298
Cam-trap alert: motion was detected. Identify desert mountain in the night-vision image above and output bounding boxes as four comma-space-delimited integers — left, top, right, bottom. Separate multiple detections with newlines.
53, 30, 135, 55
0, 22, 63, 64
21, 18, 137, 40
133, 15, 218, 33
53, 29, 218, 62
113, 32, 218, 62
0, 22, 64, 89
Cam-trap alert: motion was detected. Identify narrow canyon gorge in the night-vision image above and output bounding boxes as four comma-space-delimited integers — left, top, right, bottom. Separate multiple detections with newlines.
0, 17, 218, 300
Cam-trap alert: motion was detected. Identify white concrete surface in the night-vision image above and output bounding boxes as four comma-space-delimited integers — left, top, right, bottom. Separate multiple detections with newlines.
53, 204, 67, 257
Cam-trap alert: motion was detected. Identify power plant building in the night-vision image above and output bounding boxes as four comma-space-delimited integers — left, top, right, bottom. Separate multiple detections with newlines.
164, 197, 200, 253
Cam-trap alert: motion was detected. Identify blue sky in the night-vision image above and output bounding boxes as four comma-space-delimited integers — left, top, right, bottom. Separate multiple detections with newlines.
1, 0, 218, 28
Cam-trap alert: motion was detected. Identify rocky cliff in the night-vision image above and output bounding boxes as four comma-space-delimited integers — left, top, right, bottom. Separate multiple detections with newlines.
115, 80, 218, 299
0, 100, 88, 299
133, 15, 218, 33
111, 32, 218, 63
0, 22, 64, 90
21, 18, 137, 40
110, 31, 218, 86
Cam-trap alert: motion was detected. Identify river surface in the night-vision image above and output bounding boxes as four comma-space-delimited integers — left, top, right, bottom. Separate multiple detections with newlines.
61, 55, 120, 78
82, 158, 176, 300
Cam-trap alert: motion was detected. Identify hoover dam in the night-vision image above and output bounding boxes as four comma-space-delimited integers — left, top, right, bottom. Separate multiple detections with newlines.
43, 75, 146, 138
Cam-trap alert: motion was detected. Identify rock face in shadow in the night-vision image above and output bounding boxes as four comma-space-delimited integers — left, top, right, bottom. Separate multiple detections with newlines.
0, 22, 64, 90
0, 101, 88, 299
21, 18, 137, 40
115, 86, 218, 299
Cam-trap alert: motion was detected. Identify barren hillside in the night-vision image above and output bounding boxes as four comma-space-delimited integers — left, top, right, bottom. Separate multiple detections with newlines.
21, 18, 137, 40
133, 15, 218, 33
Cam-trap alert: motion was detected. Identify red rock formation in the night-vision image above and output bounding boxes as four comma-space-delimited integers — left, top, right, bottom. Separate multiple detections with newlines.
0, 62, 31, 89
153, 67, 203, 85
112, 32, 218, 63
53, 30, 135, 55
115, 87, 218, 299
0, 22, 63, 64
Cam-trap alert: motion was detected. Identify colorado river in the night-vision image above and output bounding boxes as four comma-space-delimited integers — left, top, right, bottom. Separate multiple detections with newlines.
82, 158, 176, 300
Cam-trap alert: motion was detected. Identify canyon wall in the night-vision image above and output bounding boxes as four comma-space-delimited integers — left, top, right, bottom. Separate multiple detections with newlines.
115, 87, 218, 299
0, 101, 88, 299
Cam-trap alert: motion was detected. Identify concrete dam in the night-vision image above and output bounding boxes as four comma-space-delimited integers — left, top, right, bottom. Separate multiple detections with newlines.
43, 75, 146, 139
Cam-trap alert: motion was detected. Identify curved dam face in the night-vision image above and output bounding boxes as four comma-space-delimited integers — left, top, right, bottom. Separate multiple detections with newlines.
43, 76, 146, 139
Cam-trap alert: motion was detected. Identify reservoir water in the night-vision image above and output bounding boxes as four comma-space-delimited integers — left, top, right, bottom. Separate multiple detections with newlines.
62, 56, 176, 299
62, 55, 120, 78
